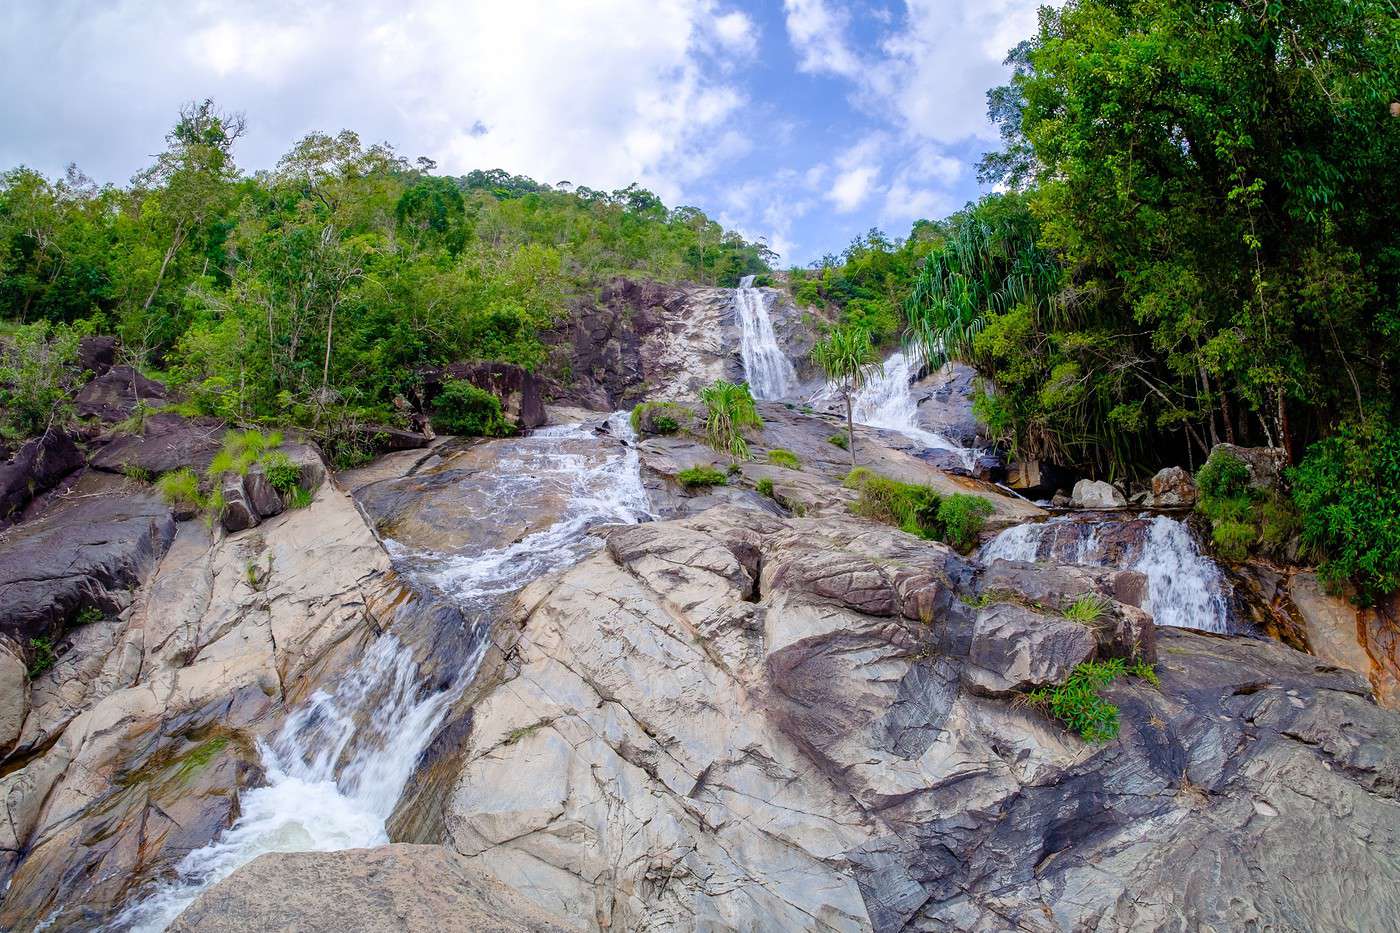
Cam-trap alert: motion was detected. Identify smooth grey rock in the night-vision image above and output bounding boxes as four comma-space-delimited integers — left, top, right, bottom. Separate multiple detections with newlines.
219, 475, 259, 532
1209, 442, 1287, 492
1071, 478, 1126, 509
73, 365, 167, 421
0, 428, 84, 524
90, 412, 223, 476
962, 602, 1098, 695
0, 640, 28, 753
242, 466, 283, 519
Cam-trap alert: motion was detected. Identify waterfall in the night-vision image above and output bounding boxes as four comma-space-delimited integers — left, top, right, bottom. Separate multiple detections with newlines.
979, 514, 1232, 633
845, 348, 974, 468
734, 274, 797, 400
113, 415, 651, 931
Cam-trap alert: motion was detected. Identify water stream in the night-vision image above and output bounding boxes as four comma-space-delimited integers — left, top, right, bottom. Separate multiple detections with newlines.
734, 274, 797, 400
980, 514, 1232, 633
113, 415, 651, 931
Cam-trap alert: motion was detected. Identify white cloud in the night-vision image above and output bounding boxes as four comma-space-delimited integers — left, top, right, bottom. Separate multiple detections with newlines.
0, 0, 756, 203
782, 0, 863, 77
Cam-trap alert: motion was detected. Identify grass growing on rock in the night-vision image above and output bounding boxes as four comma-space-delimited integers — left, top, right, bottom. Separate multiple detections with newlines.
844, 468, 994, 552
767, 448, 801, 470
630, 400, 689, 436
756, 477, 775, 498
677, 466, 728, 490
1062, 593, 1111, 624
828, 433, 849, 450
156, 468, 203, 512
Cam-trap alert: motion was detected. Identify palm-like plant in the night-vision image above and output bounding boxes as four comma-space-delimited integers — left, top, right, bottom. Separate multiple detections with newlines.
812, 325, 882, 469
700, 379, 763, 460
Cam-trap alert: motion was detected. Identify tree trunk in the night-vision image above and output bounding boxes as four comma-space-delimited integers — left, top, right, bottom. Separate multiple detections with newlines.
142, 221, 186, 313
846, 393, 856, 472
322, 303, 335, 390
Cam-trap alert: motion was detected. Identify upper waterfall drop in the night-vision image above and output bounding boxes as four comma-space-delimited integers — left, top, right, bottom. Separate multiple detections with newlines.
734, 274, 798, 400
847, 348, 975, 467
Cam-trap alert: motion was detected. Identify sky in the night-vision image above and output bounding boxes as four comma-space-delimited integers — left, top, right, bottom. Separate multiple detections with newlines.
0, 0, 1046, 266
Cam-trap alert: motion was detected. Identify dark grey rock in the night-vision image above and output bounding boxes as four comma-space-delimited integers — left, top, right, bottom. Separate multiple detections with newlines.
962, 602, 1098, 695
421, 361, 546, 430
76, 335, 117, 379
0, 429, 84, 524
73, 365, 167, 421
90, 413, 223, 476
219, 475, 259, 532
243, 466, 283, 519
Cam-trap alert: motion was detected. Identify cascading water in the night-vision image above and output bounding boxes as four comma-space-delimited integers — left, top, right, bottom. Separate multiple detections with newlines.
734, 274, 797, 400
979, 514, 1232, 633
113, 415, 651, 931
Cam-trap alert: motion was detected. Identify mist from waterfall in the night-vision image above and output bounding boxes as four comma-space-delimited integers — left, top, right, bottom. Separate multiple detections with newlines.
979, 514, 1232, 633
113, 416, 652, 931
734, 274, 797, 400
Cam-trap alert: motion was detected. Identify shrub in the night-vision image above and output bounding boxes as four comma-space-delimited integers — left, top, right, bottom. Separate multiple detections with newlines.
434, 380, 512, 437
1211, 519, 1256, 562
767, 448, 801, 470
1023, 656, 1160, 742
1195, 447, 1298, 562
700, 380, 762, 460
0, 320, 84, 440
630, 401, 689, 436
1062, 593, 1110, 624
207, 428, 286, 480
677, 466, 728, 489
260, 450, 302, 495
156, 468, 203, 511
756, 477, 775, 498
828, 433, 849, 450
1025, 659, 1125, 743
1196, 449, 1252, 503
936, 493, 995, 552
1290, 421, 1400, 604
288, 485, 315, 509
27, 637, 57, 678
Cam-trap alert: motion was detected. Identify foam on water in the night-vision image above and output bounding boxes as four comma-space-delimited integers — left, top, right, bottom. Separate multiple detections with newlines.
112, 415, 651, 931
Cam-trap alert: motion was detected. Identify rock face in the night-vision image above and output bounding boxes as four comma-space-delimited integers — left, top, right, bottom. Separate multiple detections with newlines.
0, 458, 397, 930
77, 334, 117, 378
911, 362, 986, 447
413, 504, 1400, 932
73, 364, 168, 421
1209, 442, 1287, 491
422, 361, 547, 430
0, 428, 84, 525
1071, 477, 1126, 509
168, 844, 574, 933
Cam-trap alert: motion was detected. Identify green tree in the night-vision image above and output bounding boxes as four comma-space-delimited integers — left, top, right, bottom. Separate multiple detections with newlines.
812, 326, 882, 469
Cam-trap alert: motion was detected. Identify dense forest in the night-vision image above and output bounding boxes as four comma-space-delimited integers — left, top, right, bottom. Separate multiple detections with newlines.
0, 112, 771, 437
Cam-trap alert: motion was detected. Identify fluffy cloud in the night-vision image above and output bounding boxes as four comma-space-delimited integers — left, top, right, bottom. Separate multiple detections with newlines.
0, 0, 756, 203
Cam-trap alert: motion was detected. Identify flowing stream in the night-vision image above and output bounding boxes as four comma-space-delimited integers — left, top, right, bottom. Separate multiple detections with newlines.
852, 349, 973, 467
113, 415, 651, 931
734, 274, 797, 400
979, 514, 1232, 633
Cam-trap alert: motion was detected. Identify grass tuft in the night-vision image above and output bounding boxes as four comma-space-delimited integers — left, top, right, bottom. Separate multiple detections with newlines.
677, 466, 728, 490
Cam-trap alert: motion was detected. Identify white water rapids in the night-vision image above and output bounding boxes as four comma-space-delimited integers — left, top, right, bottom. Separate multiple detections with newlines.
734, 274, 798, 400
979, 514, 1232, 633
113, 415, 651, 931
851, 349, 974, 468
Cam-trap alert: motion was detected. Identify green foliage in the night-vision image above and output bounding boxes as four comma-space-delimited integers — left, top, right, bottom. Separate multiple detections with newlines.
1290, 422, 1400, 603
1025, 659, 1126, 744
936, 494, 995, 553
1211, 520, 1257, 563
433, 380, 512, 437
1194, 449, 1300, 563
156, 468, 203, 511
259, 450, 302, 494
0, 320, 85, 439
756, 477, 775, 498
828, 433, 849, 450
676, 466, 728, 490
288, 485, 314, 509
630, 401, 688, 436
1062, 593, 1110, 624
699, 380, 762, 461
812, 325, 881, 467
27, 637, 57, 678
766, 448, 800, 470
121, 463, 152, 483
1196, 451, 1252, 504
1128, 658, 1161, 689
74, 605, 105, 626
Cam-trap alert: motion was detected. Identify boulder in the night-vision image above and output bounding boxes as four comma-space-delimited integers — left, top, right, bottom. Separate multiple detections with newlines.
1072, 477, 1126, 509
911, 361, 987, 447
219, 474, 259, 533
1208, 442, 1287, 492
168, 845, 574, 933
76, 335, 117, 378
90, 413, 223, 476
962, 602, 1098, 695
1151, 465, 1197, 507
0, 471, 175, 645
73, 365, 167, 421
350, 423, 431, 453
242, 466, 283, 519
0, 428, 85, 524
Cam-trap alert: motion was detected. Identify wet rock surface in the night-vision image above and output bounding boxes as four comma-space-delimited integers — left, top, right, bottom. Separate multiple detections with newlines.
910, 362, 986, 447
417, 505, 1400, 932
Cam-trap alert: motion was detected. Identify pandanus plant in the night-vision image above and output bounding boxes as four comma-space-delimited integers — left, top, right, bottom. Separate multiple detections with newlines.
699, 379, 763, 461
812, 325, 882, 470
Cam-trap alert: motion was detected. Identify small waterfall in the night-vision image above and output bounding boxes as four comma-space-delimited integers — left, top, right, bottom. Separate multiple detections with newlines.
844, 348, 974, 468
114, 415, 651, 931
979, 514, 1232, 633
734, 274, 797, 400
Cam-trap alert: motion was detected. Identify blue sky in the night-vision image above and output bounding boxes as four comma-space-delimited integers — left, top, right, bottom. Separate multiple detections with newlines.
0, 1, 1046, 266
